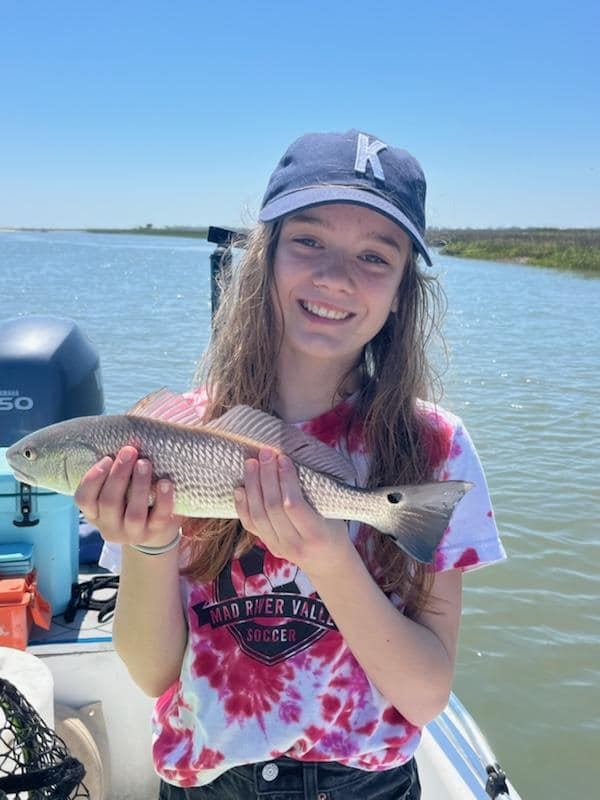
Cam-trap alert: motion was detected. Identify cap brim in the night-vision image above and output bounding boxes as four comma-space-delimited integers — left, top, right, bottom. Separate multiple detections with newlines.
259, 185, 432, 266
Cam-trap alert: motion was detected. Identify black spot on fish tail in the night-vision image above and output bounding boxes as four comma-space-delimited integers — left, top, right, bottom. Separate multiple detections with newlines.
379, 481, 473, 564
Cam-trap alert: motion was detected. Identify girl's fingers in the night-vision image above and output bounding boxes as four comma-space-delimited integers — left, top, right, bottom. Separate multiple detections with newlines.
275, 454, 318, 542
233, 486, 252, 532
123, 459, 153, 543
241, 455, 287, 556
147, 480, 182, 538
277, 454, 309, 520
243, 458, 271, 533
257, 449, 305, 557
277, 454, 350, 560
235, 479, 287, 559
257, 448, 284, 514
259, 449, 302, 536
97, 446, 139, 530
239, 450, 345, 565
75, 448, 182, 547
74, 456, 113, 521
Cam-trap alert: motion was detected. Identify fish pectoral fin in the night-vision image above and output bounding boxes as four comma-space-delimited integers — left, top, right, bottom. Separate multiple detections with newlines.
203, 405, 357, 484
126, 388, 206, 426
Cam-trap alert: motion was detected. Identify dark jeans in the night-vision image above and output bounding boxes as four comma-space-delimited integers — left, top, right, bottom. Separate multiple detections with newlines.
159, 756, 421, 800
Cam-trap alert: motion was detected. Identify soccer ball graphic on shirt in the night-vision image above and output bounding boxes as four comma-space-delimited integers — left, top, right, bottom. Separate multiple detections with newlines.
234, 547, 315, 598
264, 560, 315, 597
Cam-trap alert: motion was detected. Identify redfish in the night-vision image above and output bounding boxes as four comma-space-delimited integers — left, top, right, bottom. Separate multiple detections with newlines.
6, 389, 472, 563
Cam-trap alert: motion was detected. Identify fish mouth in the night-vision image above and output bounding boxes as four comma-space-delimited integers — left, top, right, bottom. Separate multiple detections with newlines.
10, 466, 37, 485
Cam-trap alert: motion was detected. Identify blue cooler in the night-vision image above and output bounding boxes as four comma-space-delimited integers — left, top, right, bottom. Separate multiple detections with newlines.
0, 316, 104, 615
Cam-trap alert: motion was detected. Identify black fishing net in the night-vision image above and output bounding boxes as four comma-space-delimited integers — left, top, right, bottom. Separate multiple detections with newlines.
0, 678, 89, 799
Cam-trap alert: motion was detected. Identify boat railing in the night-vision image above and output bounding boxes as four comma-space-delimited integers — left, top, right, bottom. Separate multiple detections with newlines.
432, 693, 515, 799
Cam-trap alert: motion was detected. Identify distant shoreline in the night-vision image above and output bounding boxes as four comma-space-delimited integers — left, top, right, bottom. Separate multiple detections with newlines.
2, 226, 598, 274
431, 227, 599, 274
86, 226, 211, 239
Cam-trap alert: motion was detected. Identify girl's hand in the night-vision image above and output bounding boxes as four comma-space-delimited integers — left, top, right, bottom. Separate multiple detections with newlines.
74, 446, 183, 548
233, 447, 354, 579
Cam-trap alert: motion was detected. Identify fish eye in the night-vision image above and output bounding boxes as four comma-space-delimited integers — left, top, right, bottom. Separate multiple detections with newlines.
23, 448, 37, 461
387, 492, 402, 504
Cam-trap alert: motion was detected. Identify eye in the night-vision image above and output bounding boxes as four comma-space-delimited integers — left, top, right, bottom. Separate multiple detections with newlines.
293, 237, 321, 249
360, 253, 388, 265
23, 448, 38, 461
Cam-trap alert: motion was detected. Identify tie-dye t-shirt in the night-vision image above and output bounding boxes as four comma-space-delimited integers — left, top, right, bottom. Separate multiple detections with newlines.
151, 391, 506, 787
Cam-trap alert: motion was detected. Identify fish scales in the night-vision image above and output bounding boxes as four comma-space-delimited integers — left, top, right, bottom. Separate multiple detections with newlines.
87, 415, 251, 516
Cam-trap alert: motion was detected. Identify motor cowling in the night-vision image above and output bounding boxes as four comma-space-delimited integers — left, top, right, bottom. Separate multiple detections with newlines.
0, 315, 104, 447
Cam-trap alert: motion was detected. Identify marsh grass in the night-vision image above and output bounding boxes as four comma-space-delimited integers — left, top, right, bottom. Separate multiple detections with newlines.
429, 228, 600, 274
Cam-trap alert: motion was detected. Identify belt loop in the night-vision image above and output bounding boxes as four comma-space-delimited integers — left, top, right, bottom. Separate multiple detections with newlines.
302, 761, 319, 799
311, 761, 330, 800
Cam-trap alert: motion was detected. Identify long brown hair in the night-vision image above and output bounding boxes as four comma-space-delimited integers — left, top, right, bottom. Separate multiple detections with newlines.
181, 218, 447, 617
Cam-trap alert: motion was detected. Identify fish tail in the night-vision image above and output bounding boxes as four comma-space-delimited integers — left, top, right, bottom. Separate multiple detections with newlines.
371, 480, 473, 563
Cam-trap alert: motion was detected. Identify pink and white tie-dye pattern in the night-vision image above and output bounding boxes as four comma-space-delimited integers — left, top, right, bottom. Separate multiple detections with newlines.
151, 392, 505, 787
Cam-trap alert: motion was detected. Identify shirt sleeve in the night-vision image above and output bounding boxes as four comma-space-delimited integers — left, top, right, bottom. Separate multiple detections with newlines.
98, 540, 122, 573
432, 419, 507, 573
183, 385, 209, 414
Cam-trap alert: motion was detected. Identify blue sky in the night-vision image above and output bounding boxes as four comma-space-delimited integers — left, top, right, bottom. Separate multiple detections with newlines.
1, 0, 598, 229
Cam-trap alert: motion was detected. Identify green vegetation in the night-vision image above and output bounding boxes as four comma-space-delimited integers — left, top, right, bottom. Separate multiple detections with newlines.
428, 228, 600, 274
85, 225, 210, 239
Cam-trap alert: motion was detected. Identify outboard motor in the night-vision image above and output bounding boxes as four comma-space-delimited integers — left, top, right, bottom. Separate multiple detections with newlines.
0, 315, 103, 446
0, 316, 104, 619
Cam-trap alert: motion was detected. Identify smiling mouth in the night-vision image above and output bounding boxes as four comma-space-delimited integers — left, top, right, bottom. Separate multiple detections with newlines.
299, 300, 353, 321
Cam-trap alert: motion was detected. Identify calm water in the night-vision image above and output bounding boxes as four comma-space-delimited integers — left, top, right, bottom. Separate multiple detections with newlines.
1, 231, 598, 797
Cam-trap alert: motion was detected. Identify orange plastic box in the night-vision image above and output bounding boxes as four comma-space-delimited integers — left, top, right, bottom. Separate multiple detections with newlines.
0, 572, 51, 650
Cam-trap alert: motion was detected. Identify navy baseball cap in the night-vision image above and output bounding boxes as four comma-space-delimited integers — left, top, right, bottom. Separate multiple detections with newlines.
259, 129, 432, 266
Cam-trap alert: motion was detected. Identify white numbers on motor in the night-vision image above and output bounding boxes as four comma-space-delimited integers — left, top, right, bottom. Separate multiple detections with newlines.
0, 396, 34, 411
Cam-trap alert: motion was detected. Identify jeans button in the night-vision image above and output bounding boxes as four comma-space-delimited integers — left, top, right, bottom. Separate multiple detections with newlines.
261, 762, 279, 782
317, 794, 328, 800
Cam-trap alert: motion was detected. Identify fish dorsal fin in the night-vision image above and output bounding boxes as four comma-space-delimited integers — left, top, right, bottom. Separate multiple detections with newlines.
126, 389, 206, 426
203, 405, 357, 484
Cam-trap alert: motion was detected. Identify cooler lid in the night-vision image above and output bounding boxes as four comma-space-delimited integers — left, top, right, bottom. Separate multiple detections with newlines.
0, 543, 34, 562
0, 543, 34, 576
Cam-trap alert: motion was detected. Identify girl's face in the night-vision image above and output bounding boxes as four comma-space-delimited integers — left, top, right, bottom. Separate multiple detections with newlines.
272, 203, 411, 375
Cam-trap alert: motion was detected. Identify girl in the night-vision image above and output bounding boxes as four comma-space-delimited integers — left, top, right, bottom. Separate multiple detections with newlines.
77, 129, 506, 799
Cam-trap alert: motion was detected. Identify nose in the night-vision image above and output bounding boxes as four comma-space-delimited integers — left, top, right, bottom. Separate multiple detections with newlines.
312, 251, 355, 292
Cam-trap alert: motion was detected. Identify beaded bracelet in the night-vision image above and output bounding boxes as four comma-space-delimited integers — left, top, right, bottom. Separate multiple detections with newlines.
129, 529, 182, 555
